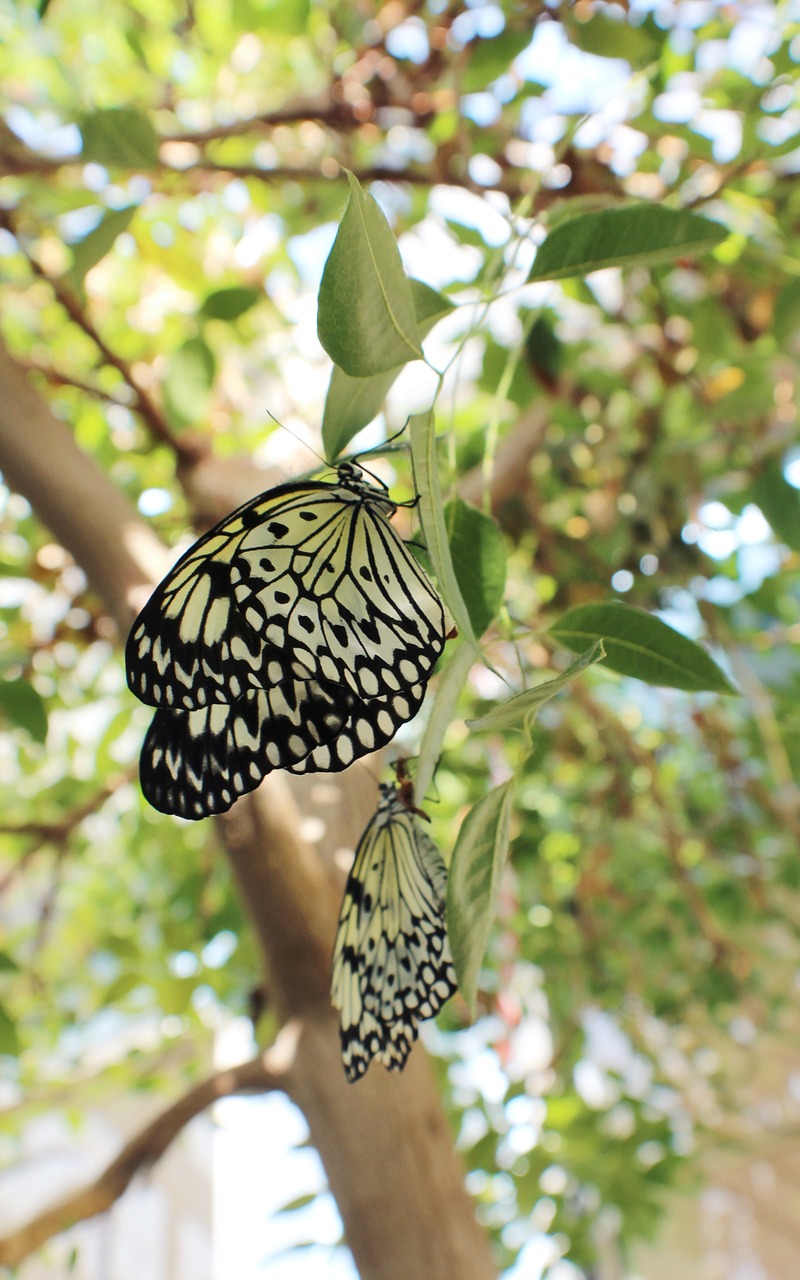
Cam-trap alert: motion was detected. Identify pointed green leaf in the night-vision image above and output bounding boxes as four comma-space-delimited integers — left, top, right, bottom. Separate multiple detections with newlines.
0, 678, 48, 743
462, 29, 533, 91
528, 205, 727, 282
570, 11, 661, 64
275, 1192, 318, 1215
550, 603, 735, 693
447, 780, 516, 1015
444, 498, 506, 639
0, 951, 20, 974
751, 461, 800, 553
199, 286, 262, 321
409, 412, 479, 653
467, 641, 605, 734
0, 1003, 21, 1057
415, 642, 475, 803
317, 170, 422, 377
322, 279, 454, 460
79, 107, 160, 168
67, 206, 136, 289
163, 336, 216, 427
101, 973, 145, 1006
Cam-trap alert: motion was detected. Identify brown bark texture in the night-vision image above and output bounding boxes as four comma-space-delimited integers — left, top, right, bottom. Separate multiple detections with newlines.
0, 340, 497, 1280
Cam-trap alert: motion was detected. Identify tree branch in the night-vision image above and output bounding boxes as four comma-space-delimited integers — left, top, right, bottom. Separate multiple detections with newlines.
0, 208, 197, 461
0, 343, 497, 1280
0, 1053, 285, 1268
0, 340, 169, 635
14, 357, 134, 406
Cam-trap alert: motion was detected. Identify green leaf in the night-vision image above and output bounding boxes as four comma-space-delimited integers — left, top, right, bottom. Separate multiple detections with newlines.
275, 1192, 318, 1214
242, 0, 310, 34
570, 12, 661, 64
528, 205, 728, 282
0, 1003, 21, 1056
0, 678, 48, 742
317, 170, 422, 377
199, 286, 262, 321
467, 642, 605, 734
462, 29, 533, 91
550, 603, 735, 693
751, 461, 800, 553
525, 312, 563, 386
66, 206, 136, 289
102, 973, 145, 1005
774, 280, 800, 345
415, 642, 475, 803
447, 780, 516, 1015
163, 337, 216, 427
444, 498, 506, 639
0, 951, 20, 974
408, 412, 479, 653
322, 279, 454, 460
445, 218, 489, 250
79, 107, 160, 168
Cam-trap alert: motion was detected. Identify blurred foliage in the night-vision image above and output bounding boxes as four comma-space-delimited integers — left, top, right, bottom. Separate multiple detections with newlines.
1, 0, 800, 1276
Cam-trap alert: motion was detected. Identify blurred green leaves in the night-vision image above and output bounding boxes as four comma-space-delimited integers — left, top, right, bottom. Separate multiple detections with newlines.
79, 107, 159, 168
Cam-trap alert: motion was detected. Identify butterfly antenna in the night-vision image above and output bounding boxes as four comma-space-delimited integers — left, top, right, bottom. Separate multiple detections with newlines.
346, 424, 412, 488
266, 410, 330, 474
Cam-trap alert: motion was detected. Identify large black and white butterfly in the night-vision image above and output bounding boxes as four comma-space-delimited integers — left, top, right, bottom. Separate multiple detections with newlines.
126, 462, 446, 817
331, 777, 458, 1081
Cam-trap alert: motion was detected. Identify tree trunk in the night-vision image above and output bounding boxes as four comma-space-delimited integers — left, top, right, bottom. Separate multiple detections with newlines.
0, 341, 497, 1280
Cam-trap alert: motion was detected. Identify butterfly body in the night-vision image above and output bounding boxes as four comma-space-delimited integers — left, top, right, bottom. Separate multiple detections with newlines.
126, 464, 446, 817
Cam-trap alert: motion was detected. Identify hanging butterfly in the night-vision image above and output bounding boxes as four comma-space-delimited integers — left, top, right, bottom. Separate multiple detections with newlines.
331, 775, 458, 1081
126, 462, 446, 817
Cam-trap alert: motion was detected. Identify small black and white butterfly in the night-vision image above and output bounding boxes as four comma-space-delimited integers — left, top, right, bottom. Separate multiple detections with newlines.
331, 776, 458, 1081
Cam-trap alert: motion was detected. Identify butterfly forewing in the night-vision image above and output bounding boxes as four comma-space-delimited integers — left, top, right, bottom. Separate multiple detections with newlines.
331, 783, 458, 1081
126, 488, 324, 709
233, 490, 445, 700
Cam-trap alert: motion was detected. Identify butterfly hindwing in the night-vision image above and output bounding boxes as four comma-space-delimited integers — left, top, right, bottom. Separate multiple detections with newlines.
289, 682, 426, 775
139, 679, 350, 818
331, 782, 458, 1081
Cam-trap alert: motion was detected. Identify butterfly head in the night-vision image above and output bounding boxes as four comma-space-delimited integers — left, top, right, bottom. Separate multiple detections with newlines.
336, 460, 396, 516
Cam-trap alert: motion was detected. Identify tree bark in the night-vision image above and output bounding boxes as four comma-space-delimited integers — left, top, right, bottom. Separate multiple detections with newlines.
0, 342, 497, 1280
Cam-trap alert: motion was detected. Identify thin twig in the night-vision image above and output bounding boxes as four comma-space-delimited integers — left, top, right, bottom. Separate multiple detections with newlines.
14, 358, 133, 406
0, 208, 201, 462
0, 1052, 287, 1268
0, 768, 137, 895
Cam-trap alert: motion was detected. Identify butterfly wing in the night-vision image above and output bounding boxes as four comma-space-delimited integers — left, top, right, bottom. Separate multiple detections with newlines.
288, 682, 426, 775
126, 481, 336, 709
233, 491, 446, 699
331, 787, 458, 1081
139, 678, 349, 818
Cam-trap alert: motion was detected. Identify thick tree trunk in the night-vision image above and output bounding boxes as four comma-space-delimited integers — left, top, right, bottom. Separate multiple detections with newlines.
0, 342, 497, 1280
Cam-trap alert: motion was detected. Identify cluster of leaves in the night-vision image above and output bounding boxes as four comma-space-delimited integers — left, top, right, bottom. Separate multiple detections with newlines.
2, 0, 800, 1274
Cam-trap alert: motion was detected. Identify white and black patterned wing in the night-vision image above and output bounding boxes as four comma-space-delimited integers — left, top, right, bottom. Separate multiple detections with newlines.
331, 784, 458, 1081
127, 469, 445, 713
139, 679, 350, 818
233, 488, 446, 700
126, 482, 335, 709
289, 683, 426, 775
